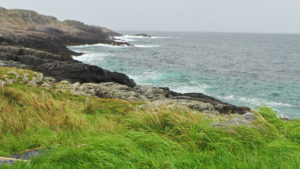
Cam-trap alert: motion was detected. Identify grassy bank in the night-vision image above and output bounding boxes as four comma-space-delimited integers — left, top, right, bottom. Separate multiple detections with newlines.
0, 68, 299, 169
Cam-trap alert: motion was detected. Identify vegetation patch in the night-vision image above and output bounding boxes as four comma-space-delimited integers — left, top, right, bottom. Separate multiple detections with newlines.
0, 68, 299, 168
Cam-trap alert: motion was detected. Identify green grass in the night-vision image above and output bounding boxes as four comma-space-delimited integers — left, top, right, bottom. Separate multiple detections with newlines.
0, 68, 299, 168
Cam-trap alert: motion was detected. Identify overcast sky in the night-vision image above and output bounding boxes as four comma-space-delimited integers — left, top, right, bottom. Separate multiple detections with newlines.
1, 0, 300, 33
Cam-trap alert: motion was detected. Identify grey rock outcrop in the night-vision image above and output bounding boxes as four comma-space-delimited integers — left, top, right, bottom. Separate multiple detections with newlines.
46, 80, 250, 114
0, 70, 250, 115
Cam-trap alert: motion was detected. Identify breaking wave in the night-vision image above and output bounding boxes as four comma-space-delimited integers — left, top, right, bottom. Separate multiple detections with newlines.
70, 43, 159, 48
72, 52, 113, 63
220, 95, 294, 107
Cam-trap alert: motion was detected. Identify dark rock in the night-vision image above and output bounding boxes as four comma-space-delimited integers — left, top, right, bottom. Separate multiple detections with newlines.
134, 87, 250, 114
0, 8, 136, 87
0, 8, 132, 57
0, 60, 27, 68
11, 148, 46, 160
0, 148, 46, 166
0, 158, 16, 165
36, 61, 136, 87
134, 34, 152, 38
0, 48, 136, 87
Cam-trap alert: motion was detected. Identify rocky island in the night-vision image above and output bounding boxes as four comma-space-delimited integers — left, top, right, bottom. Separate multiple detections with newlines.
0, 7, 299, 169
134, 34, 152, 38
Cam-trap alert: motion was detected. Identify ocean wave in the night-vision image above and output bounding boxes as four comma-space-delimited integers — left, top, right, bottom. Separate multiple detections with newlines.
222, 95, 235, 100
130, 72, 210, 94
114, 35, 171, 43
114, 39, 136, 42
172, 84, 211, 94
70, 43, 158, 49
129, 72, 164, 82
135, 44, 160, 48
239, 97, 293, 107
69, 43, 133, 49
151, 36, 172, 39
115, 35, 171, 40
221, 95, 293, 107
114, 36, 136, 42
73, 52, 113, 62
89, 43, 132, 48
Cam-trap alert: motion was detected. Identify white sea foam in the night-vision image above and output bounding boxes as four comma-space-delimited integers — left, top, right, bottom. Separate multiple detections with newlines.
264, 101, 293, 107
135, 44, 160, 48
222, 95, 235, 100
70, 43, 133, 49
172, 84, 210, 94
70, 43, 158, 49
89, 43, 133, 48
170, 81, 211, 94
115, 35, 171, 40
114, 37, 136, 42
221, 95, 293, 107
130, 72, 210, 94
129, 72, 164, 82
114, 35, 171, 43
239, 97, 294, 107
151, 36, 172, 39
114, 39, 135, 42
73, 52, 113, 63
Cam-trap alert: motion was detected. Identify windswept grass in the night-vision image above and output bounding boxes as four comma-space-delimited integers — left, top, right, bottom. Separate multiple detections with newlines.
0, 69, 299, 168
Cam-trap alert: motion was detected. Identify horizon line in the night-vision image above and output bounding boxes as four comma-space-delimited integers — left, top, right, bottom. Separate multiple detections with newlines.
116, 29, 300, 35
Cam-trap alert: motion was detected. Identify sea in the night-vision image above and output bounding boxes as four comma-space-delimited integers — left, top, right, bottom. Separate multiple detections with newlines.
69, 31, 300, 118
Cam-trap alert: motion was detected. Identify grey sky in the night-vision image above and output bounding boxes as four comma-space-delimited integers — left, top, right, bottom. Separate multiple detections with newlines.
1, 0, 300, 33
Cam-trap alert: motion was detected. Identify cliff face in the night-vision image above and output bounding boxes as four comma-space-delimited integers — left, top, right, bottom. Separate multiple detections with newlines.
0, 7, 136, 87
0, 7, 131, 56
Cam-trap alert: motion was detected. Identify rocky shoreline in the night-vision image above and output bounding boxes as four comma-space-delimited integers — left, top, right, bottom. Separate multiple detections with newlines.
0, 7, 250, 115
0, 68, 249, 114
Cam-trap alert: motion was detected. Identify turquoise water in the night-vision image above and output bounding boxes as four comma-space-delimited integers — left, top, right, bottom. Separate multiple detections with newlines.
69, 32, 300, 118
